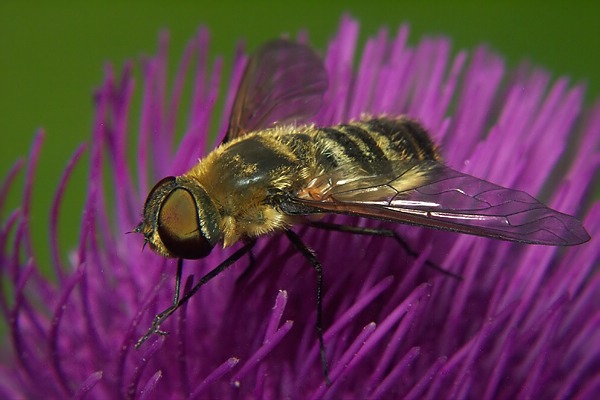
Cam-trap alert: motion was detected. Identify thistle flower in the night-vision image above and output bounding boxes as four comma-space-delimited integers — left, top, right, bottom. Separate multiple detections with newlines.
1, 15, 599, 399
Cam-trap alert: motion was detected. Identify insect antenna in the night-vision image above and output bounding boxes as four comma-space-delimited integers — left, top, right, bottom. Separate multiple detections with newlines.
284, 230, 332, 386
307, 221, 463, 280
135, 240, 256, 349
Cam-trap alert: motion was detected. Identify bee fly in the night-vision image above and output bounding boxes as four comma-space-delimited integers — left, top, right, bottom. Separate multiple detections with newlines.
134, 39, 590, 383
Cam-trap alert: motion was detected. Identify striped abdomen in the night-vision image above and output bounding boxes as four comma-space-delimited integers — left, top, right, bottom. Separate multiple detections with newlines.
313, 117, 441, 177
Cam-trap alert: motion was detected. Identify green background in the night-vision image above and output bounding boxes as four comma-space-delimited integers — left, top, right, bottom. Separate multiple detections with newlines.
1, 1, 599, 268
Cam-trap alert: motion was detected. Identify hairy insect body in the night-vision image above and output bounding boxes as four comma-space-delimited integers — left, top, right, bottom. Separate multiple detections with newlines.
182, 117, 438, 248
187, 127, 314, 247
135, 39, 589, 377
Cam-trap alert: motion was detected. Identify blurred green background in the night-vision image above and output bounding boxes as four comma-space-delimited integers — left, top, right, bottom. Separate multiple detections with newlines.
1, 1, 599, 269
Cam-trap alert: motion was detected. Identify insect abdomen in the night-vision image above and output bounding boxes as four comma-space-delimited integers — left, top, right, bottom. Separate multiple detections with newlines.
316, 117, 440, 176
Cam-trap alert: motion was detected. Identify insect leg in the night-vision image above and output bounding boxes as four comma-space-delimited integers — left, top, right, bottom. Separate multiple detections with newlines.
307, 220, 462, 280
235, 241, 258, 284
135, 240, 256, 349
285, 230, 332, 386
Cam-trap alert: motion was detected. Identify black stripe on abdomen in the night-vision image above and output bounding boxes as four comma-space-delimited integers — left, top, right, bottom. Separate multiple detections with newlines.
319, 126, 392, 175
366, 118, 438, 161
339, 124, 393, 175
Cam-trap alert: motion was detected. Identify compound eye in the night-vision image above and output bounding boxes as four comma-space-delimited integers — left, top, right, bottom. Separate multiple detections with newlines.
157, 188, 213, 259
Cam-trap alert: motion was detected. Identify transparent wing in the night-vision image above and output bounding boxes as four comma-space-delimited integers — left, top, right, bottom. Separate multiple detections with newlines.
224, 39, 328, 142
286, 162, 590, 245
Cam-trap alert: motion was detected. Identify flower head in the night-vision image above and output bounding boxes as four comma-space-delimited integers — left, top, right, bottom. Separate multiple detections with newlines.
1, 15, 599, 399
